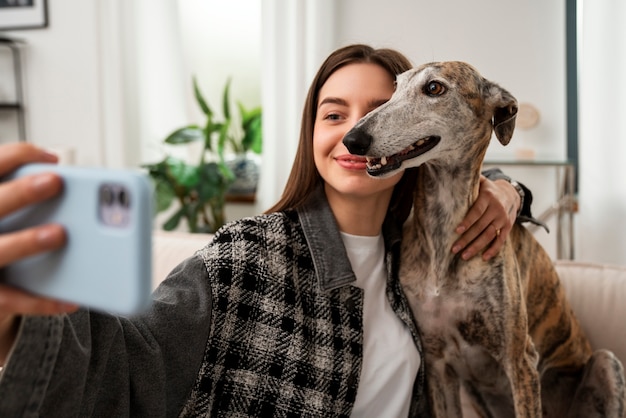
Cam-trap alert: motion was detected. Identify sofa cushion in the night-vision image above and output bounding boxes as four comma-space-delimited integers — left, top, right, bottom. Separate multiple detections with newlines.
152, 231, 213, 288
555, 260, 626, 365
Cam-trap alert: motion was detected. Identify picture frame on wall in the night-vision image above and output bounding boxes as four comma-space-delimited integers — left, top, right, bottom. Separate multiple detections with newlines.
0, 0, 48, 31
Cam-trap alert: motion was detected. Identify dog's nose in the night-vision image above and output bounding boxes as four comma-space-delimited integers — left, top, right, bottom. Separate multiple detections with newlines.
343, 128, 373, 156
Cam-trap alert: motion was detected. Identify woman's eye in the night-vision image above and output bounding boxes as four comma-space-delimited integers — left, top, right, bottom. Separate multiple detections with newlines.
424, 81, 446, 96
324, 113, 342, 121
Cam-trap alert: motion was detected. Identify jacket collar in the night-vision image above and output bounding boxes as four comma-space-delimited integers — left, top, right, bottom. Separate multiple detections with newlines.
296, 184, 403, 292
297, 185, 356, 292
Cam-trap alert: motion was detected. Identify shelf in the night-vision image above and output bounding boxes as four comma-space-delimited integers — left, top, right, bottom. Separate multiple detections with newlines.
485, 159, 573, 167
0, 37, 26, 141
483, 160, 576, 260
0, 103, 22, 110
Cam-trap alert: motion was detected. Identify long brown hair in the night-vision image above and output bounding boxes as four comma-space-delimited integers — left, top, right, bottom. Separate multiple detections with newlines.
265, 44, 418, 224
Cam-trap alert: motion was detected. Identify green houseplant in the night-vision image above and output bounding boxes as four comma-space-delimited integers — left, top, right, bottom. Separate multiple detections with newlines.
144, 77, 262, 233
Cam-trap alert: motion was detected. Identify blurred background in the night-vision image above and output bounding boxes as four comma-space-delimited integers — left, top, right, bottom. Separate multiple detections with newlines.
0, 0, 623, 265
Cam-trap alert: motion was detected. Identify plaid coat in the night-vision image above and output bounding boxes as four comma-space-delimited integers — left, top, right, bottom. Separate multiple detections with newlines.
179, 186, 429, 417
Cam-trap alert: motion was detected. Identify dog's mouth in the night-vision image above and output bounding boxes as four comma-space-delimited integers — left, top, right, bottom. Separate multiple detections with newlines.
365, 135, 441, 176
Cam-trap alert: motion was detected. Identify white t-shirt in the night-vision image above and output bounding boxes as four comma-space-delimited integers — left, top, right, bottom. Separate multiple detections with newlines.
340, 232, 421, 418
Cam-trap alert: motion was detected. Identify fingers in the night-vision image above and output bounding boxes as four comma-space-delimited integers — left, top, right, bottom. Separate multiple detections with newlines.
0, 142, 65, 266
453, 207, 509, 261
452, 177, 517, 261
0, 171, 63, 218
0, 142, 58, 177
480, 223, 510, 261
0, 224, 66, 267
0, 143, 62, 218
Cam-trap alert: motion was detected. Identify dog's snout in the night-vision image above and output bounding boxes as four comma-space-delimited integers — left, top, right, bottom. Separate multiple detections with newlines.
343, 128, 373, 156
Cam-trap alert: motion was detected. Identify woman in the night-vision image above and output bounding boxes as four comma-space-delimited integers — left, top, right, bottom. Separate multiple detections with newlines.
0, 44, 532, 417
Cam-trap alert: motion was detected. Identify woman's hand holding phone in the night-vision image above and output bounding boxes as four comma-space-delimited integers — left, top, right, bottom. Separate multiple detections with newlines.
0, 143, 78, 366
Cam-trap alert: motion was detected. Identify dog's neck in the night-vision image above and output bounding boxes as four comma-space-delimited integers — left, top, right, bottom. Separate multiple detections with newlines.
406, 157, 484, 261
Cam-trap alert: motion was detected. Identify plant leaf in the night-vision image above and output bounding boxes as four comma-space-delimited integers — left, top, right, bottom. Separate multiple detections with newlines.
183, 201, 200, 233
166, 158, 200, 188
197, 162, 221, 201
241, 114, 262, 154
165, 126, 204, 145
222, 78, 232, 120
217, 119, 232, 158
218, 160, 235, 183
163, 206, 185, 231
193, 76, 213, 117
237, 103, 262, 154
239, 103, 262, 124
203, 120, 225, 152
153, 178, 176, 213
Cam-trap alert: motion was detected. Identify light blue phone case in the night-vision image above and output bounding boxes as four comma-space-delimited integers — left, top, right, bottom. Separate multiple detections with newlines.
0, 164, 153, 315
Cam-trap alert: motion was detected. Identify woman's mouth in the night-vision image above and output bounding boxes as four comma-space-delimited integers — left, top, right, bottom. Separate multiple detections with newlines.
336, 155, 368, 170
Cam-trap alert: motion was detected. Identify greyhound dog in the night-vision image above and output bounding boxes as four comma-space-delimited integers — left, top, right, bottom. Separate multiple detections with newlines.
343, 62, 625, 418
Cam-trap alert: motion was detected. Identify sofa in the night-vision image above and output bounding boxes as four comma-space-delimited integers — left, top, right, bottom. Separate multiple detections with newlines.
152, 230, 626, 414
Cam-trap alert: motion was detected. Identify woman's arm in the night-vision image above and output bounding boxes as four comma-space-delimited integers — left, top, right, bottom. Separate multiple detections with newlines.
0, 255, 212, 417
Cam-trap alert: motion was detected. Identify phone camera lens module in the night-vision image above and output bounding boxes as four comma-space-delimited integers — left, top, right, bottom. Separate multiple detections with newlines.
101, 186, 115, 206
118, 189, 131, 208
99, 183, 131, 228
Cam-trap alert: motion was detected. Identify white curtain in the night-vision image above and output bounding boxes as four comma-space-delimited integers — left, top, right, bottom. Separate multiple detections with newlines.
98, 0, 187, 168
256, 0, 336, 212
577, 0, 626, 264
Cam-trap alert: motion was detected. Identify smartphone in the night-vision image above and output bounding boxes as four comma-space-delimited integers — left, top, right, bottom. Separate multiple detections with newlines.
0, 163, 153, 315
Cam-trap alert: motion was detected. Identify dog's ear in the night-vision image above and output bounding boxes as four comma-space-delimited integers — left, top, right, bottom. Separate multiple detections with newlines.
486, 82, 518, 145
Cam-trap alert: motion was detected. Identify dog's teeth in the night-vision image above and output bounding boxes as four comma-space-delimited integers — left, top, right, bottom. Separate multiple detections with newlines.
366, 157, 372, 163
381, 156, 387, 166
417, 139, 425, 146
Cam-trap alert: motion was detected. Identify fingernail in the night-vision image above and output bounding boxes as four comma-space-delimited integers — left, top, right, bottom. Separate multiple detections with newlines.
462, 251, 471, 260
452, 245, 461, 254
31, 173, 57, 193
456, 226, 465, 234
37, 226, 60, 247
40, 149, 59, 162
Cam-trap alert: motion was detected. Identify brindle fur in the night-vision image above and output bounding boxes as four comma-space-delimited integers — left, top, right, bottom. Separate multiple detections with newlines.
343, 62, 625, 418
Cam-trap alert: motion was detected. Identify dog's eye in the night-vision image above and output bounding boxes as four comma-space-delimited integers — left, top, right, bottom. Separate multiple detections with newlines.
424, 81, 446, 96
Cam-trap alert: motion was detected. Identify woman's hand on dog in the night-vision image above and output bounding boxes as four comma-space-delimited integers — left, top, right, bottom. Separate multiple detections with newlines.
452, 175, 521, 261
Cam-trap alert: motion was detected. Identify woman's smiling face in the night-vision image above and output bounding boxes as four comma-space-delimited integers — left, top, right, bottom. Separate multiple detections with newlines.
313, 62, 403, 205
